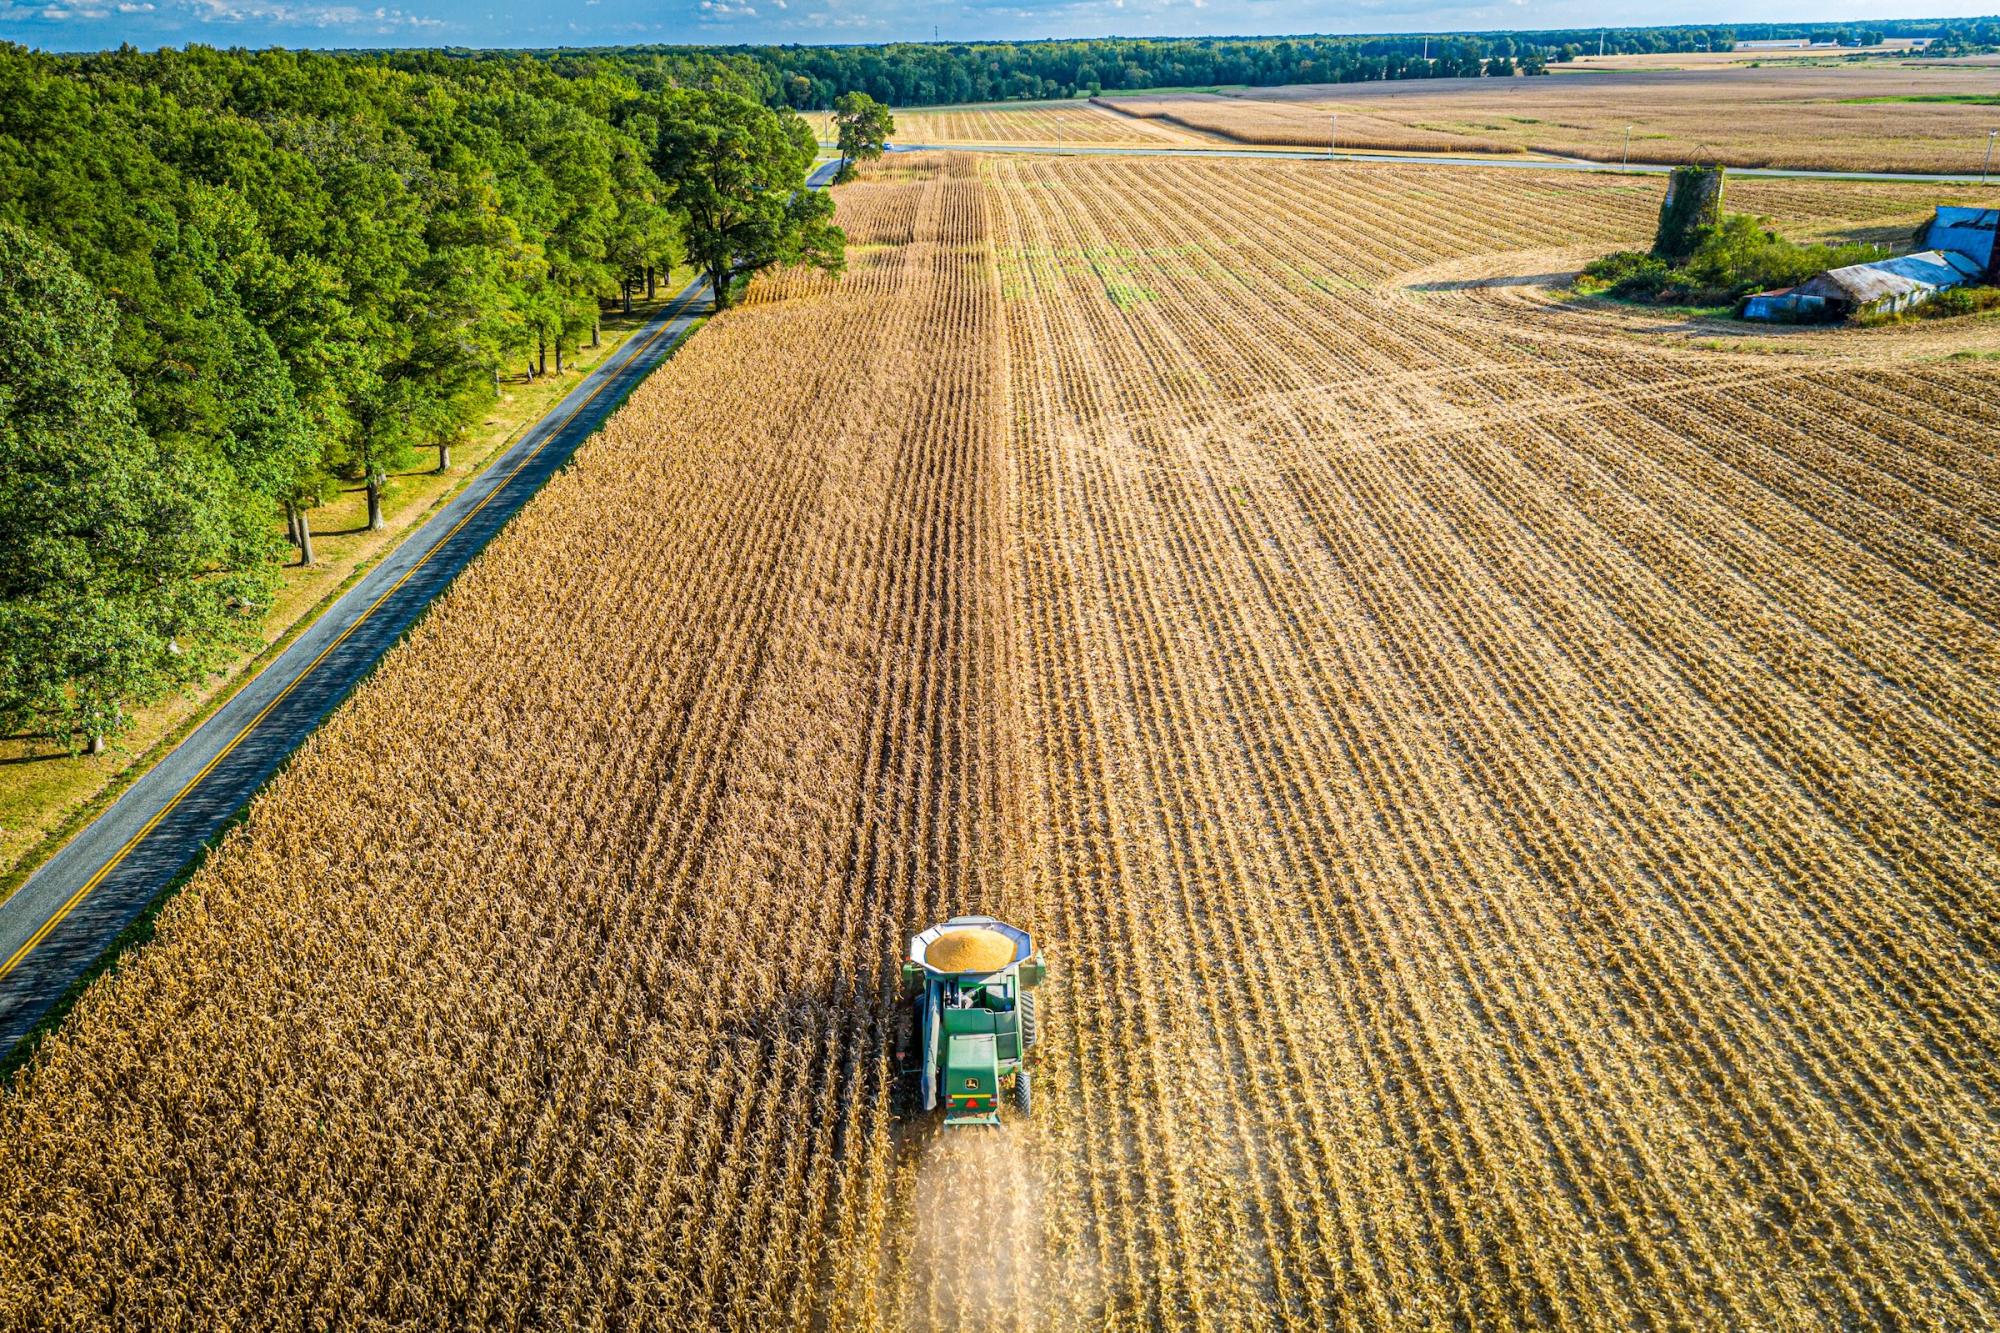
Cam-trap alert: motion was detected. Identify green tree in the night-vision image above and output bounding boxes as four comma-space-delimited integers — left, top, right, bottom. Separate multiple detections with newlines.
0, 225, 260, 753
652, 90, 844, 312
156, 186, 320, 567
286, 112, 463, 529
333, 370, 426, 532
605, 139, 682, 313
832, 91, 894, 183
1679, 214, 1886, 301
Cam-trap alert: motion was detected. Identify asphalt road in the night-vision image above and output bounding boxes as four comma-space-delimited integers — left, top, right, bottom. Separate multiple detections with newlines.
0, 277, 717, 1055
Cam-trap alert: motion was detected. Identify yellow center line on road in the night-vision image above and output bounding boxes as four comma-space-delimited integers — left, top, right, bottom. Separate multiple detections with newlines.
0, 281, 706, 987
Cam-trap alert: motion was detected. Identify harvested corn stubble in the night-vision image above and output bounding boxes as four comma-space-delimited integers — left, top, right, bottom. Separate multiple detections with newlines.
926, 929, 1017, 974
2, 152, 1998, 1333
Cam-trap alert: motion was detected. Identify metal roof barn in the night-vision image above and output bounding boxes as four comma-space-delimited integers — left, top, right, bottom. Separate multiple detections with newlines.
1795, 249, 1982, 316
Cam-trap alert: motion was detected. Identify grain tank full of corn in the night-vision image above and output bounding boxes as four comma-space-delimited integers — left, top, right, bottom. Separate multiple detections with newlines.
899, 916, 1048, 1127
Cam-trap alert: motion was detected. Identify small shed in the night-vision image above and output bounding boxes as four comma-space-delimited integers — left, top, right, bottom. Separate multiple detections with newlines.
1919, 206, 1999, 275
1794, 250, 1982, 318
1742, 286, 1830, 322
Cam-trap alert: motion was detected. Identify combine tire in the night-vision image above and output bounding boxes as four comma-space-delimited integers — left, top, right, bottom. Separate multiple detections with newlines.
1020, 991, 1039, 1049
1014, 1068, 1034, 1118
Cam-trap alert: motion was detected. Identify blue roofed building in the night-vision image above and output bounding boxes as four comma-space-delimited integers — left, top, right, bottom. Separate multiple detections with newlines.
1919, 206, 1999, 276
1743, 246, 1983, 322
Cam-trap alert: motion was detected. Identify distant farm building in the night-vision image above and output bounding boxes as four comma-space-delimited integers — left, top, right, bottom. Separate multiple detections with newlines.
1744, 206, 1994, 322
1918, 206, 1999, 276
1791, 250, 1982, 318
1741, 287, 1827, 321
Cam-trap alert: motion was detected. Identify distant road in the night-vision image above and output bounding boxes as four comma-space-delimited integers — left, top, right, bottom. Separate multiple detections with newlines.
0, 278, 718, 1056
879, 139, 1992, 184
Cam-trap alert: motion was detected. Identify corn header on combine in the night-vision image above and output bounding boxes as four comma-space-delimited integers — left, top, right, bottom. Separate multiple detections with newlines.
898, 917, 1047, 1126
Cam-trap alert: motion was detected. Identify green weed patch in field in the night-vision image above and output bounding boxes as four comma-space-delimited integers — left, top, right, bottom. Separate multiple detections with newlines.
1837, 93, 2000, 104
1103, 279, 1159, 308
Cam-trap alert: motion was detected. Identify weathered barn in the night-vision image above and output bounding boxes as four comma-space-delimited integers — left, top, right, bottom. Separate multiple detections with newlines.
1919, 206, 1999, 276
1789, 249, 1982, 318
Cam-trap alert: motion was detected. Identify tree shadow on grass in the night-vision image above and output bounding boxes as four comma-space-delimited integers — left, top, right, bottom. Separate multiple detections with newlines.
0, 750, 70, 767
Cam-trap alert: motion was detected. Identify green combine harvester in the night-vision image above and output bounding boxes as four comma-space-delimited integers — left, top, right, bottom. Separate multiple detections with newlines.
899, 916, 1048, 1126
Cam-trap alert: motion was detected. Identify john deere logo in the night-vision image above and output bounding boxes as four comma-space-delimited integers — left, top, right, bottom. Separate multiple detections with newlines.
964, 1078, 977, 1089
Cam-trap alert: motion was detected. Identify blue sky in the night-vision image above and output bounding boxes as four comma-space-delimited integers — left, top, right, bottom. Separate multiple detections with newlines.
2, 0, 1992, 54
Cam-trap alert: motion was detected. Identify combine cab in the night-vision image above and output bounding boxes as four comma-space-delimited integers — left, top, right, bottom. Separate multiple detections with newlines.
899, 916, 1047, 1126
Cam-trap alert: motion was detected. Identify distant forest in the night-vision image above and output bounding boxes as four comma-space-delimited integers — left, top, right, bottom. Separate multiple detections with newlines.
467, 17, 2000, 108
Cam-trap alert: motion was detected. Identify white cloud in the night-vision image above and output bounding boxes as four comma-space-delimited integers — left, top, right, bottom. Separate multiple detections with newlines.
0, 0, 444, 28
180, 0, 442, 26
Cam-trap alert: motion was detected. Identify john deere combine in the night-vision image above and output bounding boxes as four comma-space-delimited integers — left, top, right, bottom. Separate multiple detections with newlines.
899, 916, 1047, 1126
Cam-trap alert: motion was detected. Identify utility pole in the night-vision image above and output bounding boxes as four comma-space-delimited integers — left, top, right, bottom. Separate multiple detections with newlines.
1623, 124, 1633, 168
1329, 113, 1337, 160
1985, 128, 1998, 185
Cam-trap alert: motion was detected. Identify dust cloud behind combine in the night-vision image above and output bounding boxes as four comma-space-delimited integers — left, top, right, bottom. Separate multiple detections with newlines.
890, 1127, 1084, 1332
